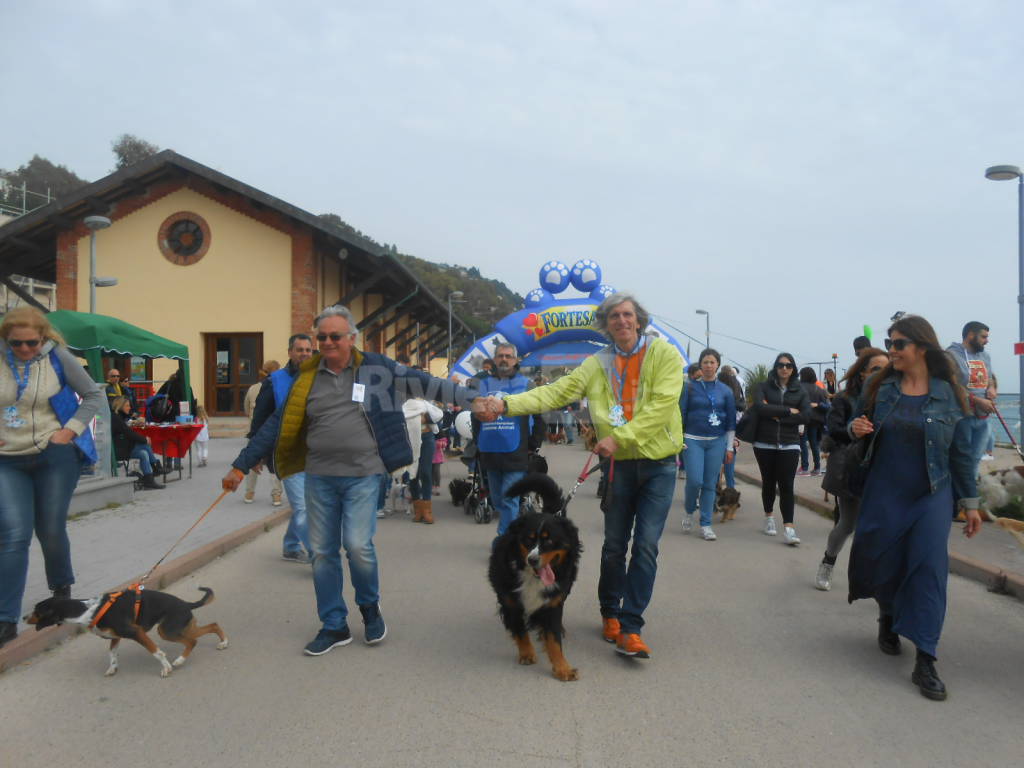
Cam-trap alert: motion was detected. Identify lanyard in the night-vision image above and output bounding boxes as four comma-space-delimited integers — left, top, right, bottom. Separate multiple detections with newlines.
611, 337, 645, 405
699, 380, 716, 410
5, 349, 32, 401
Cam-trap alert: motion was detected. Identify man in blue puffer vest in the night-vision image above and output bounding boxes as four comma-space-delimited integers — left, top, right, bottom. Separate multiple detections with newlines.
248, 333, 315, 563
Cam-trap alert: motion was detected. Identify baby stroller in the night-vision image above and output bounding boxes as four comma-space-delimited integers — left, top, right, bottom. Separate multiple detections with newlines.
450, 440, 493, 524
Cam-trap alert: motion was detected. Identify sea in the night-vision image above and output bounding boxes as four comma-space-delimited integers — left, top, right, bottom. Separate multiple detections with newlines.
994, 394, 1021, 445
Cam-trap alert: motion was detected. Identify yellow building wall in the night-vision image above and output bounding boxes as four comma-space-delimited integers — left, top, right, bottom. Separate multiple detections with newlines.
74, 187, 293, 403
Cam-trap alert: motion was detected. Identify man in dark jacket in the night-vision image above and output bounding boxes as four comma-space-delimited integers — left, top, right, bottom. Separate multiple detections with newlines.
471, 342, 546, 538
222, 305, 478, 657
248, 333, 315, 563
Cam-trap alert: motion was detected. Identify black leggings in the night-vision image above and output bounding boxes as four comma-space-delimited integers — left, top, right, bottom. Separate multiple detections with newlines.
753, 447, 800, 524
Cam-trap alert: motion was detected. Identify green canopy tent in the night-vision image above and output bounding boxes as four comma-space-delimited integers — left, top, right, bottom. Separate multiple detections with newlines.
46, 310, 192, 406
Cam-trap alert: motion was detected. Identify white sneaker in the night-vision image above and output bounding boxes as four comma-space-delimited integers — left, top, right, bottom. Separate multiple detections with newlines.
763, 517, 777, 536
701, 526, 717, 541
682, 514, 695, 533
783, 526, 801, 546
815, 562, 833, 591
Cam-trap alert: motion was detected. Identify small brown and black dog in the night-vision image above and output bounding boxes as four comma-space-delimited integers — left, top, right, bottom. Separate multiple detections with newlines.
578, 422, 598, 452
715, 486, 742, 522
24, 587, 227, 678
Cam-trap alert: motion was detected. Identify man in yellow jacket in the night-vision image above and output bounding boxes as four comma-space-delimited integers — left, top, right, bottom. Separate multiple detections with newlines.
475, 293, 683, 659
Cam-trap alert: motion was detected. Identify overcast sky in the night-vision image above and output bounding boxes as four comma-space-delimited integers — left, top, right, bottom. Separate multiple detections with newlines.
5, 1, 1024, 383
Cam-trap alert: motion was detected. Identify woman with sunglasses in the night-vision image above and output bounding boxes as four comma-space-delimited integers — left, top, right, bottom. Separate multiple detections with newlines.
814, 347, 888, 591
0, 307, 104, 648
750, 353, 810, 544
848, 315, 981, 701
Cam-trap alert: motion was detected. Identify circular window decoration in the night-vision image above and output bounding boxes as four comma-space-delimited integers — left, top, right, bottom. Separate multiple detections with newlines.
158, 211, 211, 265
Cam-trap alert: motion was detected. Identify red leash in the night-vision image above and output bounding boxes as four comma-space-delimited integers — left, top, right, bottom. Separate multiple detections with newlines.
559, 451, 611, 515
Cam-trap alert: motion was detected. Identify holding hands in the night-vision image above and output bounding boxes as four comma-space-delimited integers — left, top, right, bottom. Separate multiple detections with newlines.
472, 396, 506, 422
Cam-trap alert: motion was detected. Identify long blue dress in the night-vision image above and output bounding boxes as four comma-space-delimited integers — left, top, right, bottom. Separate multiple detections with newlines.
847, 394, 953, 657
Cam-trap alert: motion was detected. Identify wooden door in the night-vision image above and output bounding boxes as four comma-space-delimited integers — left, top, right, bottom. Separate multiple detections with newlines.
205, 333, 263, 416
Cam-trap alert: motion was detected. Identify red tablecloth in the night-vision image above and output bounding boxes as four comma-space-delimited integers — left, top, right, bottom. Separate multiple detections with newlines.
130, 423, 204, 459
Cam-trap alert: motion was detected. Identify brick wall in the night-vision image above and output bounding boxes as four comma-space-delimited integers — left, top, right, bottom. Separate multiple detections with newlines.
291, 230, 316, 334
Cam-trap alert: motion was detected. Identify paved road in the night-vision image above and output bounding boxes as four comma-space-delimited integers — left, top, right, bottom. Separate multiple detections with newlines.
3, 443, 1023, 767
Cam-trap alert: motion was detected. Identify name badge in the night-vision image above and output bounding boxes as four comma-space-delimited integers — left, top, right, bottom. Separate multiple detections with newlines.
609, 404, 626, 427
4, 405, 26, 429
708, 412, 721, 427
352, 383, 366, 403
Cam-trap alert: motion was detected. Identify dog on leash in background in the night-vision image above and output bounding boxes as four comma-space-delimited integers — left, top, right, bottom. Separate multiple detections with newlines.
24, 587, 227, 678
488, 473, 581, 681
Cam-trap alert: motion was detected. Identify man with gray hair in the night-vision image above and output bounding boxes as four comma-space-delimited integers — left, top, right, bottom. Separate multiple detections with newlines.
475, 293, 683, 660
224, 304, 478, 657
471, 341, 546, 540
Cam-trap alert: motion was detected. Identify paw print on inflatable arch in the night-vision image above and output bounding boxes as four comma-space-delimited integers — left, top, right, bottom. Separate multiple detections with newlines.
538, 261, 571, 294
590, 284, 617, 301
524, 288, 552, 308
570, 259, 602, 292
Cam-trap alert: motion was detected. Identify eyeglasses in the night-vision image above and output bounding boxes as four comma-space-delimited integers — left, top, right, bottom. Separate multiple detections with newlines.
7, 339, 41, 348
316, 333, 349, 342
884, 338, 914, 351
775, 362, 794, 369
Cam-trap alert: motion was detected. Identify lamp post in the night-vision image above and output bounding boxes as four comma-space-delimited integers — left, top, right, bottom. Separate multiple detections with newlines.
695, 309, 709, 350
83, 215, 116, 313
984, 164, 1024, 442
447, 290, 465, 373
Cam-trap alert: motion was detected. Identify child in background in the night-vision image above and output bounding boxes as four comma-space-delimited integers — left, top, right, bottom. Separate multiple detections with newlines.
194, 405, 210, 467
432, 434, 447, 495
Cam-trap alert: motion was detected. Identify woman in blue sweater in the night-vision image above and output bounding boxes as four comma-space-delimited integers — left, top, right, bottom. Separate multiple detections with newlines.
680, 349, 736, 540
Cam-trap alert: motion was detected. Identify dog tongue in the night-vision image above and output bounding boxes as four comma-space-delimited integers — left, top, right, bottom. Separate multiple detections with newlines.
538, 564, 556, 586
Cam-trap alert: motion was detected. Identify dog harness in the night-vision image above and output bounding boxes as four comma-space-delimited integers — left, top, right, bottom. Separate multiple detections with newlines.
89, 584, 143, 628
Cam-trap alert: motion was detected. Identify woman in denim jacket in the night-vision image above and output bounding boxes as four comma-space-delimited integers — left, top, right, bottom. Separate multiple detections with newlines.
848, 315, 981, 702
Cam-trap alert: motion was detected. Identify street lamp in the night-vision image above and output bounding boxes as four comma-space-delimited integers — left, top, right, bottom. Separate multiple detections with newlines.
984, 165, 1024, 442
695, 309, 710, 350
447, 290, 465, 373
83, 215, 116, 313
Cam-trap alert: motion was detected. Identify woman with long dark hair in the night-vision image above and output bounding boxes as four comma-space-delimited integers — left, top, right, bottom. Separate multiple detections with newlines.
814, 347, 888, 591
751, 353, 810, 545
848, 315, 981, 701
718, 366, 745, 490
797, 367, 829, 476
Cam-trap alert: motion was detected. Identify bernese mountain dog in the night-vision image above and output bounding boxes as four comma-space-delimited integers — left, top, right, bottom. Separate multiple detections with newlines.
488, 473, 582, 681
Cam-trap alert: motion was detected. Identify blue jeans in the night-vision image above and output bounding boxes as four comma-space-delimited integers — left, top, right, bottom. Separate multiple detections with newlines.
486, 468, 527, 536
598, 457, 676, 635
723, 451, 736, 489
683, 435, 728, 526
0, 442, 81, 622
800, 425, 821, 471
129, 443, 158, 475
282, 472, 310, 555
965, 416, 990, 473
306, 473, 383, 631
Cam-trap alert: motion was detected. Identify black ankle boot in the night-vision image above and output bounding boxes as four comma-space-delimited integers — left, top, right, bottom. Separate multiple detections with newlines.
142, 474, 165, 490
877, 613, 901, 655
0, 621, 17, 648
52, 585, 71, 600
912, 652, 948, 701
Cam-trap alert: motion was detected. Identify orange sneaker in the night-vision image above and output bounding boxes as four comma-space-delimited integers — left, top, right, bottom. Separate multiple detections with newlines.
615, 632, 651, 658
601, 617, 621, 643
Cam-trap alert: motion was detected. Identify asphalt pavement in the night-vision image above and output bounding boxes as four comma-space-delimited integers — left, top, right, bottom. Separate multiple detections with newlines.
2, 441, 1024, 767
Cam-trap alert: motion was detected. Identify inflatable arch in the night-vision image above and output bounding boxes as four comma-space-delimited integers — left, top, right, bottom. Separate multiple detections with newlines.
450, 260, 688, 382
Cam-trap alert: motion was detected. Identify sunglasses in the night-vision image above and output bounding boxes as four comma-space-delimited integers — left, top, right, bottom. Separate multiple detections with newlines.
884, 338, 914, 351
316, 333, 349, 342
108, 373, 121, 378
775, 362, 794, 369
8, 339, 41, 348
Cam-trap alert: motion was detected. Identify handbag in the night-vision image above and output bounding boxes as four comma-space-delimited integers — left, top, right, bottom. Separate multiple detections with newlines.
736, 409, 759, 444
844, 396, 899, 498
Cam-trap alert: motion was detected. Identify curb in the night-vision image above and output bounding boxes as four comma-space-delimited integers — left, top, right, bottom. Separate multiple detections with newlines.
733, 470, 1024, 603
0, 507, 290, 674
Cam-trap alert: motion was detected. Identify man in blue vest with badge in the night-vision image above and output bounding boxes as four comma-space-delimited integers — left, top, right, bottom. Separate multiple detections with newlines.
473, 342, 546, 540
249, 333, 315, 563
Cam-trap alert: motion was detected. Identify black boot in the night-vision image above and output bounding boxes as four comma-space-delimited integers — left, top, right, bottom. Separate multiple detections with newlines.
142, 474, 165, 490
912, 651, 948, 701
152, 460, 163, 475
0, 621, 17, 648
878, 613, 901, 655
52, 585, 71, 599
